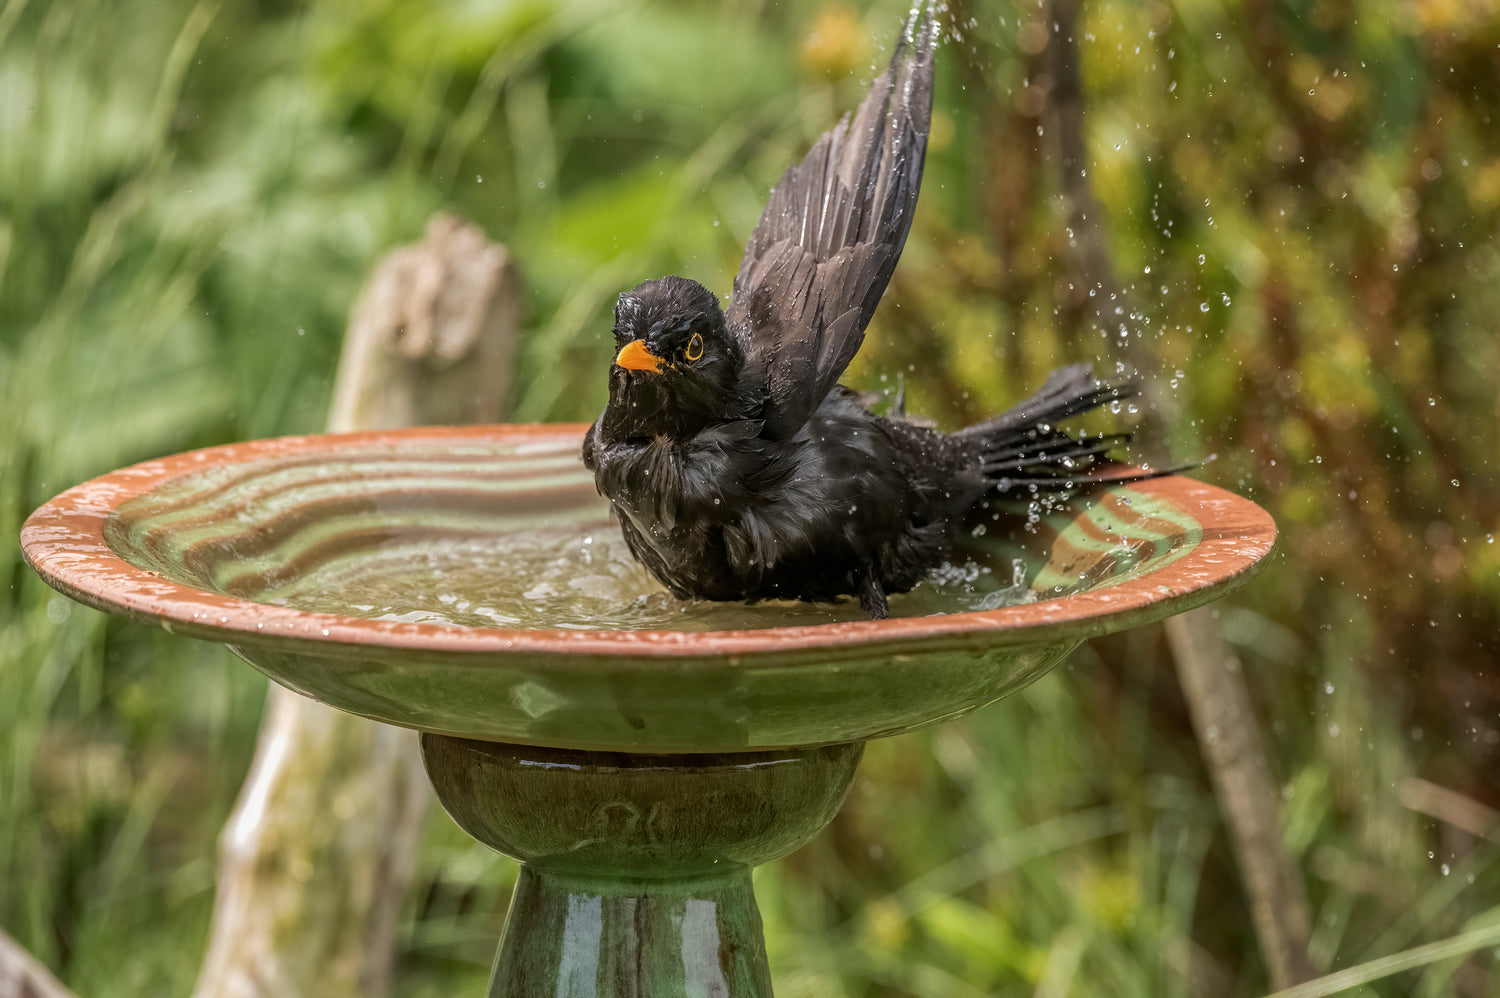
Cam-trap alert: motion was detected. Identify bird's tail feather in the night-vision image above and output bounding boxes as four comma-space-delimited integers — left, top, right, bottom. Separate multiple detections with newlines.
956, 363, 1190, 495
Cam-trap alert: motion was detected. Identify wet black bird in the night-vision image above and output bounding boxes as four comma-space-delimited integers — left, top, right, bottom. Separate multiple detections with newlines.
583, 15, 1158, 619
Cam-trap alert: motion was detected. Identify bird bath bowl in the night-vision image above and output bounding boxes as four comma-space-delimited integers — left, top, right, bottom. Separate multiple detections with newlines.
22, 423, 1275, 996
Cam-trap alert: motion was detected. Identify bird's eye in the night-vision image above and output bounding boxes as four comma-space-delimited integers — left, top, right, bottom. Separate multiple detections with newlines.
685, 333, 704, 362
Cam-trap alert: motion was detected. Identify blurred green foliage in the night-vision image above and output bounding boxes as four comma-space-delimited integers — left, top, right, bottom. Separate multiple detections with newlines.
3, 0, 1498, 994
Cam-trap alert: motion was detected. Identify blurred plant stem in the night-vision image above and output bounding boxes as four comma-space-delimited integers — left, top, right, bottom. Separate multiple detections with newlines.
1166, 608, 1318, 987
1265, 915, 1500, 998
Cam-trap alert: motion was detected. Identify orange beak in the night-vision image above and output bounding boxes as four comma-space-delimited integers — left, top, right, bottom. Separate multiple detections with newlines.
614, 339, 665, 373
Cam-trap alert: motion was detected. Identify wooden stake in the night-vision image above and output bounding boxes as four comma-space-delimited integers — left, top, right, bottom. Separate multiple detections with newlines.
191, 215, 519, 998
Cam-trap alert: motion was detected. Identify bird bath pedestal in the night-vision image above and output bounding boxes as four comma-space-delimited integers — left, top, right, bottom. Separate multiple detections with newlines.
22, 424, 1275, 997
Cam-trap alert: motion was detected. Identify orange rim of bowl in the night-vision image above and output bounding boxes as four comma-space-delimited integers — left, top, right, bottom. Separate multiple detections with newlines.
20, 423, 1277, 661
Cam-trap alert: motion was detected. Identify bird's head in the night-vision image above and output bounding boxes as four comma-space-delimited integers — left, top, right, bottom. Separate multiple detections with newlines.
600, 276, 753, 440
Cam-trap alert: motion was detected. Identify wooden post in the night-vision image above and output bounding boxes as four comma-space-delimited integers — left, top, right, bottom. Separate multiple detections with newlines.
191, 215, 520, 998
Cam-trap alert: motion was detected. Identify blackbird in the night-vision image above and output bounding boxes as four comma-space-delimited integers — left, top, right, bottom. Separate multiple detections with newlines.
583, 13, 1163, 620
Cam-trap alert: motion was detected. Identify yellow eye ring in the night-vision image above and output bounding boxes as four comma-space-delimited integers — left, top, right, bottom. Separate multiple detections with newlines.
685, 333, 704, 362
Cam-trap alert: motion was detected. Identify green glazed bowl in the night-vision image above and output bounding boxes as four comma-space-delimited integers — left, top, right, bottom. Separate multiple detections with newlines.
21, 424, 1275, 752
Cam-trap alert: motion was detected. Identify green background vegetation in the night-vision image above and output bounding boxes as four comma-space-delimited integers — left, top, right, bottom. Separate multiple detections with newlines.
2, 0, 1497, 994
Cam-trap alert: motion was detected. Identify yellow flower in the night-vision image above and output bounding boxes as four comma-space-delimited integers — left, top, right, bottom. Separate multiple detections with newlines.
800, 3, 870, 81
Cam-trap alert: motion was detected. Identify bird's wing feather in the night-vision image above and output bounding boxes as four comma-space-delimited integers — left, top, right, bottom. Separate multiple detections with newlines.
726, 12, 937, 440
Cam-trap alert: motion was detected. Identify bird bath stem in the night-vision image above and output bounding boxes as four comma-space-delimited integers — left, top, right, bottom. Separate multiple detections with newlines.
21, 423, 1275, 997
422, 737, 860, 996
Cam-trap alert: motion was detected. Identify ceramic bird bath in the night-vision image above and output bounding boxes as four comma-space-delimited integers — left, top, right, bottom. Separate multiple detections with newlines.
22, 423, 1275, 997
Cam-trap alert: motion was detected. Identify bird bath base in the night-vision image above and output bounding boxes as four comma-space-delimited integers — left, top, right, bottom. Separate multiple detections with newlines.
21, 424, 1275, 996
423, 736, 861, 996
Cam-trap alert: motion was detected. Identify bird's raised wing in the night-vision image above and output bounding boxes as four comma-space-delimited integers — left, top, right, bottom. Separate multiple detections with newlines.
725, 13, 937, 441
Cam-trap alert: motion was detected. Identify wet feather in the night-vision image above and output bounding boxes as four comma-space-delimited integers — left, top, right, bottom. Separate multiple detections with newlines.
582, 12, 1177, 620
